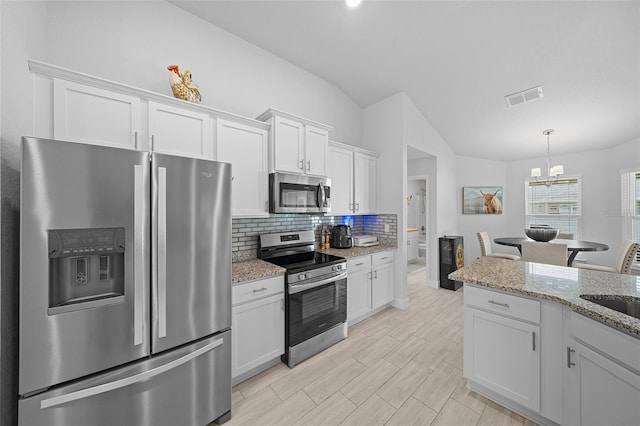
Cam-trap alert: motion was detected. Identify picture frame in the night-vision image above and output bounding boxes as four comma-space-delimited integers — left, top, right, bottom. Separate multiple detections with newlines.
463, 186, 503, 214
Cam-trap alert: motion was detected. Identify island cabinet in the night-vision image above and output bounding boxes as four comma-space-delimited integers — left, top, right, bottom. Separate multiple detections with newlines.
327, 141, 378, 215
216, 118, 270, 217
231, 275, 284, 385
346, 250, 394, 325
564, 311, 640, 426
464, 285, 541, 412
257, 108, 332, 177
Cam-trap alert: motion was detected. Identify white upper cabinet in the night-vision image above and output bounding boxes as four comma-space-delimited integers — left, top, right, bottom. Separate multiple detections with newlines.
304, 125, 328, 176
216, 118, 270, 217
327, 145, 354, 215
327, 141, 378, 215
258, 108, 332, 177
53, 79, 141, 149
272, 116, 305, 174
354, 151, 377, 214
148, 101, 212, 159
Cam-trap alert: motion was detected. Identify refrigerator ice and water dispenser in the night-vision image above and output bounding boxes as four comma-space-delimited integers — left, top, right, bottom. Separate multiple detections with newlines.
48, 227, 125, 314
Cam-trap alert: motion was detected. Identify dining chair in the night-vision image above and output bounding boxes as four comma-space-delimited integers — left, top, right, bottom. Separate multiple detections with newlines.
477, 232, 520, 260
521, 241, 568, 266
557, 233, 574, 240
573, 240, 639, 274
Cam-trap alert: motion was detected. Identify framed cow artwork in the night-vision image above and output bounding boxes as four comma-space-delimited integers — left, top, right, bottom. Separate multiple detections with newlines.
463, 186, 503, 214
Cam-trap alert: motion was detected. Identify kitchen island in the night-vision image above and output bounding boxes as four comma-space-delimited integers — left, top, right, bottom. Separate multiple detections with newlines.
449, 257, 640, 426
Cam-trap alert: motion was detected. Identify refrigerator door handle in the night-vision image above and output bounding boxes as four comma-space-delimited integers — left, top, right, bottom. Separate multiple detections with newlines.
157, 167, 167, 338
133, 165, 145, 346
39, 337, 225, 409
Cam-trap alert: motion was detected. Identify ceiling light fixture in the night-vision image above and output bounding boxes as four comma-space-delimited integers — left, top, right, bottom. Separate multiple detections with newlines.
531, 129, 564, 187
346, 0, 362, 8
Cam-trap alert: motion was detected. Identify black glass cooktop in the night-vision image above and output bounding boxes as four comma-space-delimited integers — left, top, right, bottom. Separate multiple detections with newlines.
263, 251, 345, 273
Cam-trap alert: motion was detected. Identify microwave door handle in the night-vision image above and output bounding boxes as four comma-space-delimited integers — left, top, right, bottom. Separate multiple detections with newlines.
317, 183, 325, 208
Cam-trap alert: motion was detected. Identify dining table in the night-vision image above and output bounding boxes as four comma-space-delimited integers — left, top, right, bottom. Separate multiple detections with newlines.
493, 237, 609, 267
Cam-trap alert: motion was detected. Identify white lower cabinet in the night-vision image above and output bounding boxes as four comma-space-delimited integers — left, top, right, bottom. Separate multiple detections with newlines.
231, 275, 284, 383
346, 256, 372, 323
464, 285, 542, 413
347, 250, 394, 325
465, 284, 640, 426
564, 312, 640, 426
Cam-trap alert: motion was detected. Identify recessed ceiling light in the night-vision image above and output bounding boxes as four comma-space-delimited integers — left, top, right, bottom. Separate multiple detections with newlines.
346, 0, 362, 8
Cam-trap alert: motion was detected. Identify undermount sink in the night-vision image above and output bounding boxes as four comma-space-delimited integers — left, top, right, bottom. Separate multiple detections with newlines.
580, 295, 640, 320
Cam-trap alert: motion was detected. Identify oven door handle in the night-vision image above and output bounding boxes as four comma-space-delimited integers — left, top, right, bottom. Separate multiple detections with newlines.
289, 271, 347, 295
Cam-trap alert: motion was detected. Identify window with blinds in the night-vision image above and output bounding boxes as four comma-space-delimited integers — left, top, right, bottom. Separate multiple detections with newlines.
525, 177, 582, 238
621, 170, 640, 263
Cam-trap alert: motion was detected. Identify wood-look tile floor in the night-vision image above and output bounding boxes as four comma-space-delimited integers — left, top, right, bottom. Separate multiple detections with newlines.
225, 271, 538, 426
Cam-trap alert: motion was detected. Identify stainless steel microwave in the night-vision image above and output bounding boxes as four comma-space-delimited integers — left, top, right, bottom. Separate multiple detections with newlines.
269, 172, 331, 214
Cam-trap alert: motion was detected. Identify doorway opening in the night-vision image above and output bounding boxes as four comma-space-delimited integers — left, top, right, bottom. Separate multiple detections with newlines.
407, 175, 428, 274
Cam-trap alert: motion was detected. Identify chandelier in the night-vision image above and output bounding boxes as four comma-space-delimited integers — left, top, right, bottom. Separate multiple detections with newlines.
531, 129, 563, 187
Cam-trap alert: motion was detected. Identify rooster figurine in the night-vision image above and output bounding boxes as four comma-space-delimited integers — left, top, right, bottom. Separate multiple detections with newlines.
167, 65, 202, 103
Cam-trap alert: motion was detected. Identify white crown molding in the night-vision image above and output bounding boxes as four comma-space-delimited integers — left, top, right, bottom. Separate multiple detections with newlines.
255, 107, 333, 131
27, 59, 270, 130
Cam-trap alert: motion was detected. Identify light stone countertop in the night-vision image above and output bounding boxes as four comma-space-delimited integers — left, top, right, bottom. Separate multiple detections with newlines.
232, 259, 285, 284
448, 256, 640, 337
316, 242, 398, 258
232, 243, 397, 284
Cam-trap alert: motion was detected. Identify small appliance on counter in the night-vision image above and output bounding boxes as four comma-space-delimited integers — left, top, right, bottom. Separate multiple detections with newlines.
330, 225, 353, 249
353, 235, 379, 248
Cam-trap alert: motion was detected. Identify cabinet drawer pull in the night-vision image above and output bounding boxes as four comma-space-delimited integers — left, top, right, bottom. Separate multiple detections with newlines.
380, 256, 388, 260
252, 287, 267, 293
487, 300, 509, 308
307, 160, 311, 171
299, 159, 304, 170
355, 262, 365, 266
567, 346, 575, 368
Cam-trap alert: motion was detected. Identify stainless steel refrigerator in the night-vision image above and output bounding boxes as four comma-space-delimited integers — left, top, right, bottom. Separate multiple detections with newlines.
19, 137, 232, 425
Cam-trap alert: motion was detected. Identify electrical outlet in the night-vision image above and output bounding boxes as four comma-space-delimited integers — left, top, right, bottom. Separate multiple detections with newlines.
384, 224, 389, 233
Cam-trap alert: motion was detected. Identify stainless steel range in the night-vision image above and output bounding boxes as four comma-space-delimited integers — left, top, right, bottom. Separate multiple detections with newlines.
259, 230, 347, 367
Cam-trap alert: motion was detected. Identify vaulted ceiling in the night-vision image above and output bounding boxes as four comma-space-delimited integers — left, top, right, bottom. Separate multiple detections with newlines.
171, 0, 640, 161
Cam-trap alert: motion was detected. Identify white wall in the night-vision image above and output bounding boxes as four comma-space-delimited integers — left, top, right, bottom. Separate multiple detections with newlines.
506, 137, 640, 266
401, 95, 459, 287
456, 156, 515, 262
364, 92, 460, 291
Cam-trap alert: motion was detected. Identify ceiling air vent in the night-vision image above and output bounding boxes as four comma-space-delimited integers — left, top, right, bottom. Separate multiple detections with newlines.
505, 86, 543, 107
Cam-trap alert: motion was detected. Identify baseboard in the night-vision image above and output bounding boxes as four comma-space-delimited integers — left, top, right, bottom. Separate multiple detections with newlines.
392, 297, 409, 309
465, 380, 560, 426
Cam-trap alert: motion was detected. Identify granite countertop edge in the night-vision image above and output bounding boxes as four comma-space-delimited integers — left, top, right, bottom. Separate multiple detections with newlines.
449, 257, 640, 337
232, 243, 397, 284
232, 259, 285, 284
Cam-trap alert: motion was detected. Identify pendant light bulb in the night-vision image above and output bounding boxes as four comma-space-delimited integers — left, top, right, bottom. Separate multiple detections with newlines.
346, 0, 362, 8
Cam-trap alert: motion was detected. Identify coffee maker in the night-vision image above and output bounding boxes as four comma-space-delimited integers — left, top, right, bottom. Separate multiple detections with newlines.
330, 225, 353, 249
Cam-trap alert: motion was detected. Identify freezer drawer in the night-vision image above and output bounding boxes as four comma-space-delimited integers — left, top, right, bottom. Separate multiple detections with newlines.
19, 331, 231, 426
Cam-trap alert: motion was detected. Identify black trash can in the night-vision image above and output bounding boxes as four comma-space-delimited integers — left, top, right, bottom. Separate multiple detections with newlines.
439, 236, 464, 291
